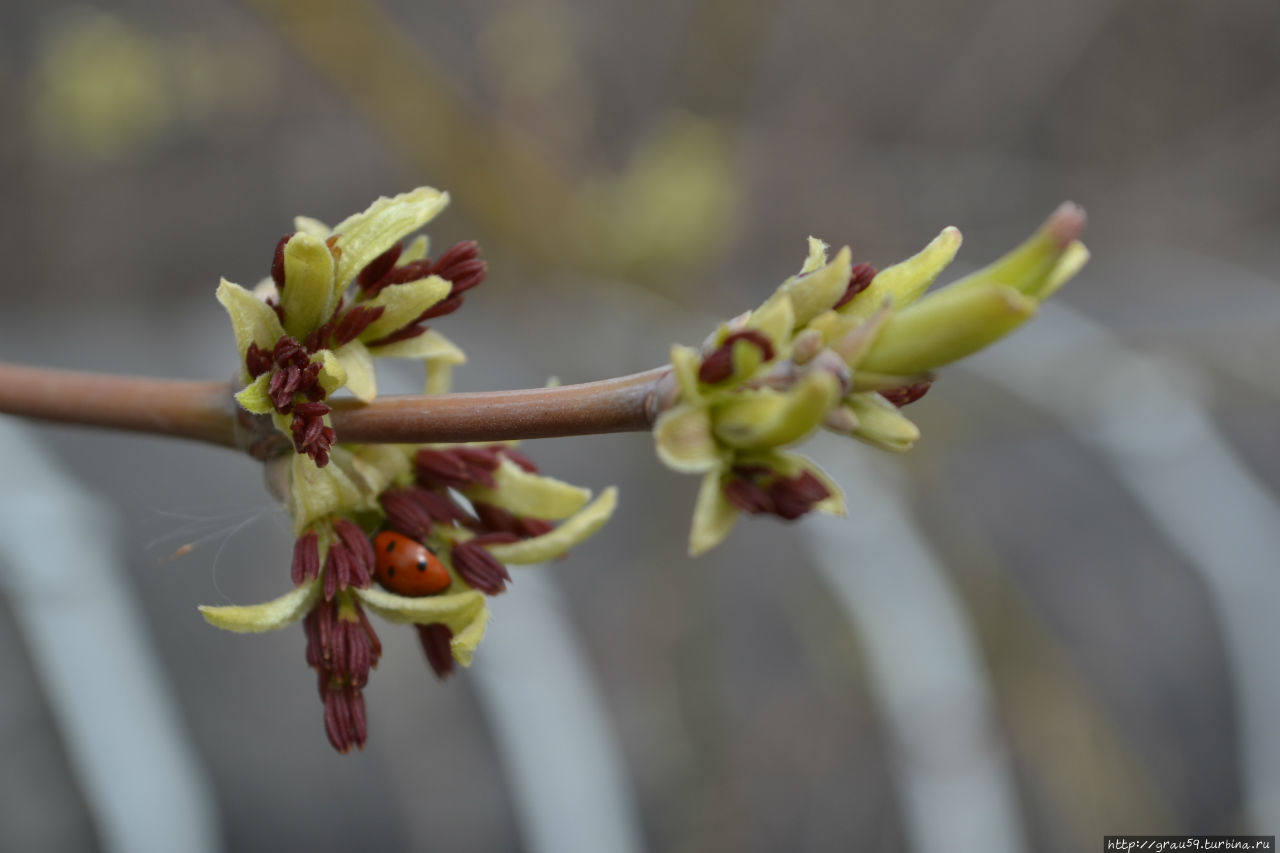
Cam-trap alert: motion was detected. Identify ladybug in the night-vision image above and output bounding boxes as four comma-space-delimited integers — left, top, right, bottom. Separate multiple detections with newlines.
372, 531, 451, 596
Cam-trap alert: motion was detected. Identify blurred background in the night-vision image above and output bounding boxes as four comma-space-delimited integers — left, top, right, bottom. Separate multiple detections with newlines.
1, 0, 1279, 850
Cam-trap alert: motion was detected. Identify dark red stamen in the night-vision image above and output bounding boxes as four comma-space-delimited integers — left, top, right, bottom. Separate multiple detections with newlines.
880, 380, 933, 408
698, 330, 776, 384
271, 234, 292, 290
245, 342, 273, 379
417, 624, 455, 679
415, 446, 502, 491
450, 541, 511, 595
472, 502, 554, 539
768, 470, 831, 520
330, 305, 385, 348
833, 262, 878, 309
723, 466, 831, 521
357, 243, 403, 294
723, 477, 776, 515
292, 531, 320, 586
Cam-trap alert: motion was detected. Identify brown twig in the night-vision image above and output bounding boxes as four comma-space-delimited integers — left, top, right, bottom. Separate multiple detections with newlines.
0, 361, 675, 453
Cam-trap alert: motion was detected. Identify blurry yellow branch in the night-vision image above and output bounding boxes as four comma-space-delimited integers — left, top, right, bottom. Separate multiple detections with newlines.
242, 0, 740, 281
244, 0, 583, 269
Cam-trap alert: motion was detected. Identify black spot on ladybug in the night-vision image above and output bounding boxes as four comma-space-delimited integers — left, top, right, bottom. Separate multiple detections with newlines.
417, 556, 428, 572
385, 540, 397, 553
387, 566, 396, 577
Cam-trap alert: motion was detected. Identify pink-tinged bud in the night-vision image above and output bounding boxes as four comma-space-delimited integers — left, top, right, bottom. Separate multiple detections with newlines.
417, 624, 455, 679
879, 380, 933, 408
833, 262, 878, 309
357, 242, 403, 294
292, 531, 320, 585
698, 330, 776, 384
451, 541, 511, 595
271, 234, 291, 290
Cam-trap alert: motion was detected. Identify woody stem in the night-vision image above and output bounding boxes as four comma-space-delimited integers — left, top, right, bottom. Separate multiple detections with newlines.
0, 361, 676, 451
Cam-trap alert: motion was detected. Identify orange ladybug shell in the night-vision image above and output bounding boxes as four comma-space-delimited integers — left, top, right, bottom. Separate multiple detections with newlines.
373, 531, 450, 596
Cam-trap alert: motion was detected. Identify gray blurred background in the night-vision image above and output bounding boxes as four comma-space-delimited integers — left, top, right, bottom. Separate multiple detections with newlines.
1, 1, 1279, 850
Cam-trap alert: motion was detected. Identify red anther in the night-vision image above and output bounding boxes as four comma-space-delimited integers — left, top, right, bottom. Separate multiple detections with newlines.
472, 502, 554, 539
333, 519, 374, 588
415, 448, 474, 490
357, 242, 403, 293
381, 258, 434, 288
430, 240, 480, 275
723, 477, 776, 515
323, 543, 349, 601
468, 531, 522, 546
442, 259, 487, 296
245, 342, 273, 378
768, 470, 831, 520
271, 234, 291, 290
833, 262, 878, 309
272, 336, 306, 366
323, 686, 366, 753
380, 489, 435, 539
698, 330, 776, 384
269, 370, 291, 412
364, 324, 427, 348
879, 380, 932, 408
417, 623, 455, 679
330, 305, 386, 348
412, 487, 470, 524
293, 401, 330, 418
292, 531, 320, 586
418, 293, 465, 321
450, 541, 511, 595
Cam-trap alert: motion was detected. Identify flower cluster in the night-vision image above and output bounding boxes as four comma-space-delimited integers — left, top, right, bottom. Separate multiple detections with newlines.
218, 187, 476, 467
203, 189, 617, 753
654, 204, 1089, 554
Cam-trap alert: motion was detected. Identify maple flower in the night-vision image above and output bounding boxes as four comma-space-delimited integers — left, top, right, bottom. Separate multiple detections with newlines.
218, 187, 474, 467
202, 188, 618, 753
654, 204, 1089, 554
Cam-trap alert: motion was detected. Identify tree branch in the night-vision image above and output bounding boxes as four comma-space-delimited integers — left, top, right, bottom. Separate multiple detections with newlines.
0, 361, 674, 453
